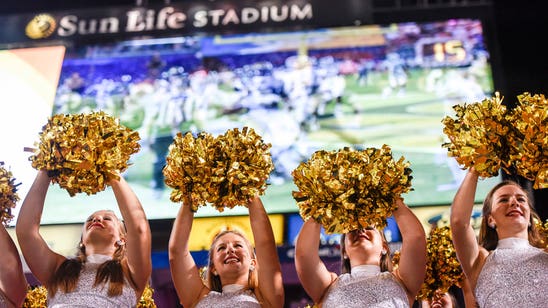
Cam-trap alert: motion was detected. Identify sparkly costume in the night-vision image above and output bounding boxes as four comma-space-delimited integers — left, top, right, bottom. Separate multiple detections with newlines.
48, 254, 137, 308
0, 290, 8, 308
321, 265, 409, 308
475, 238, 548, 308
195, 284, 260, 308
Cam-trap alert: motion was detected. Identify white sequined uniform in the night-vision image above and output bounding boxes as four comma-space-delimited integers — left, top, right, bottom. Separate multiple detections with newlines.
321, 267, 409, 308
195, 284, 260, 308
48, 255, 137, 308
475, 238, 548, 308
0, 290, 8, 308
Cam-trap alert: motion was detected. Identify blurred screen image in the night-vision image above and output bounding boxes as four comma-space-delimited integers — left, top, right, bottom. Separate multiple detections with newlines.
2, 19, 501, 224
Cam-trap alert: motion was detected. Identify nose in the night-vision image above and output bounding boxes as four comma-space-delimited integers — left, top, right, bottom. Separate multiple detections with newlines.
92, 216, 101, 223
508, 196, 520, 207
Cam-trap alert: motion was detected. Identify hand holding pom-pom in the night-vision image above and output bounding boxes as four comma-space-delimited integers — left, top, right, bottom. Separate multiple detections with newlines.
163, 127, 274, 212
417, 226, 464, 302
26, 111, 140, 196
441, 92, 509, 178
292, 145, 412, 234
210, 127, 274, 211
163, 131, 216, 211
0, 162, 20, 226
505, 92, 548, 189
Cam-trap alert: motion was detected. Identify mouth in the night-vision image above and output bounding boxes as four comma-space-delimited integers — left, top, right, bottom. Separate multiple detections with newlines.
506, 210, 523, 217
224, 257, 240, 264
88, 223, 103, 229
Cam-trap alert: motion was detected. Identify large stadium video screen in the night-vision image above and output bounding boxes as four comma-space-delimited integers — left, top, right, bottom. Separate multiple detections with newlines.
7, 18, 501, 224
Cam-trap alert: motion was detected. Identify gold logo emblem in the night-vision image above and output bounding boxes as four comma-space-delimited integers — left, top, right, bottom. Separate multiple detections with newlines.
26, 14, 57, 39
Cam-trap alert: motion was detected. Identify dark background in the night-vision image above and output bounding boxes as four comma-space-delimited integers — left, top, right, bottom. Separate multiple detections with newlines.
1, 0, 547, 211
0, 0, 545, 111
1, 0, 545, 218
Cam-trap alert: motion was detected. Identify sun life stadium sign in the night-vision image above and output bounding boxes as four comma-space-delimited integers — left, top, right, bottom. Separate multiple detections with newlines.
24, 3, 314, 40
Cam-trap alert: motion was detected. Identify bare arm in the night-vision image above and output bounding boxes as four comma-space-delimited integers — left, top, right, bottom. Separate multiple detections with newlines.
392, 199, 427, 302
15, 170, 65, 284
294, 218, 337, 304
110, 176, 152, 294
0, 225, 27, 307
449, 169, 486, 287
248, 196, 284, 308
168, 202, 207, 308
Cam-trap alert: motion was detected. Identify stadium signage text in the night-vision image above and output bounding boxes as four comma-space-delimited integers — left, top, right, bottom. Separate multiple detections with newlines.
51, 4, 313, 37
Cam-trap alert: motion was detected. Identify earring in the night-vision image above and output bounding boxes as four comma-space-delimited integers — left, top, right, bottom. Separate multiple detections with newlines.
116, 240, 125, 246
381, 250, 387, 256
249, 265, 255, 272
489, 223, 496, 229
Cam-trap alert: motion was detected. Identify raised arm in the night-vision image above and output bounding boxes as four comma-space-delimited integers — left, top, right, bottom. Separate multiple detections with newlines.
294, 218, 337, 304
449, 169, 486, 286
0, 225, 27, 307
247, 196, 284, 308
16, 170, 65, 284
110, 175, 152, 294
168, 201, 207, 308
391, 199, 427, 302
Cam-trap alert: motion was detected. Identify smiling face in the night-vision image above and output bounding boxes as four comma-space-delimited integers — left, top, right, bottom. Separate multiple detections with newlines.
487, 184, 531, 234
208, 231, 257, 291
209, 232, 255, 280
81, 210, 124, 250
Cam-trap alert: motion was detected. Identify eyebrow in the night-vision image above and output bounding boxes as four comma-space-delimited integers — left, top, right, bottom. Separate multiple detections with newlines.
496, 193, 527, 199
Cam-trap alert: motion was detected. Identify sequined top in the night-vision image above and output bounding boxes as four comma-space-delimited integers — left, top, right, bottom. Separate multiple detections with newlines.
48, 255, 137, 308
0, 290, 8, 308
321, 266, 409, 308
195, 284, 260, 308
475, 238, 548, 308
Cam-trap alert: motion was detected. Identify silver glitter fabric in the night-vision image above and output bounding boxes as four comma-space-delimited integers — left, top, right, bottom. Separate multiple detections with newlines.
195, 289, 260, 308
321, 271, 409, 308
475, 240, 548, 308
48, 261, 137, 307
0, 290, 7, 308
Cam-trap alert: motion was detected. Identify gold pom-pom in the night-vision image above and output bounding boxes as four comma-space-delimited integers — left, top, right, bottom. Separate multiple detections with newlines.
292, 145, 413, 234
23, 286, 48, 308
391, 250, 401, 270
27, 111, 140, 196
535, 218, 548, 249
137, 285, 157, 308
210, 127, 274, 211
0, 162, 20, 226
505, 93, 548, 189
441, 92, 509, 178
163, 131, 216, 211
417, 226, 464, 301
163, 127, 273, 212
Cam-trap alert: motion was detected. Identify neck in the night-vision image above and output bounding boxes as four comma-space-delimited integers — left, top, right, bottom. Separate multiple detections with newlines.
497, 228, 529, 241
220, 272, 249, 288
84, 243, 116, 258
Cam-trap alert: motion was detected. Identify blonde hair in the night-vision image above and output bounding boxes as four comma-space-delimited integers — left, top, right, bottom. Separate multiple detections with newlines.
48, 210, 128, 297
206, 230, 258, 292
479, 180, 544, 250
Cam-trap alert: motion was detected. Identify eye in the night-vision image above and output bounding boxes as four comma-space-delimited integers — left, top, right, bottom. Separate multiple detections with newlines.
365, 226, 375, 230
498, 197, 509, 203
